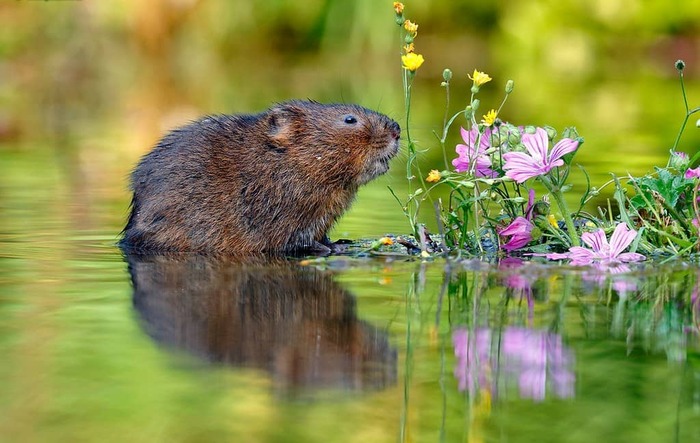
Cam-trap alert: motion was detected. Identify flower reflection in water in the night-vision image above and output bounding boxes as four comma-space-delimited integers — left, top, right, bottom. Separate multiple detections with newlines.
453, 327, 575, 402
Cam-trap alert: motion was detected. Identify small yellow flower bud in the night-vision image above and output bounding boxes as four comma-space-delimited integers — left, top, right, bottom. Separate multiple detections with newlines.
393, 2, 404, 15
403, 20, 418, 36
426, 169, 441, 183
403, 43, 415, 54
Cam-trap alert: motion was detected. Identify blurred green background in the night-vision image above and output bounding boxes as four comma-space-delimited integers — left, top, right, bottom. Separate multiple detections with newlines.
2, 0, 700, 237
2, 3, 700, 442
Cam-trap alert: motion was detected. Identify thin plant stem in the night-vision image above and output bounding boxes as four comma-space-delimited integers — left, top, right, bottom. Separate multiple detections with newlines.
539, 175, 580, 247
671, 69, 700, 153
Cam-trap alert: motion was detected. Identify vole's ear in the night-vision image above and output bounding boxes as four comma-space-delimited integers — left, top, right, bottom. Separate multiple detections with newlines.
266, 102, 304, 147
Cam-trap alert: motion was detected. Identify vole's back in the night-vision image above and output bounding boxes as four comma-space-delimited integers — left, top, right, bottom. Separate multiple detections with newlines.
121, 100, 400, 253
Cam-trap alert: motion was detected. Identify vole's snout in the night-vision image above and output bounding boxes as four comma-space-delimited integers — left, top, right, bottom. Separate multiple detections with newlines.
389, 121, 401, 141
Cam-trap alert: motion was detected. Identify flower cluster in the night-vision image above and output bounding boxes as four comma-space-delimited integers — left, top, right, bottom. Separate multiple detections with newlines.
394, 4, 698, 261
394, 3, 424, 73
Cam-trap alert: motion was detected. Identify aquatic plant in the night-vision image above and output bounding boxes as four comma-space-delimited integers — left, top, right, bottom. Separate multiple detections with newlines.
390, 3, 699, 259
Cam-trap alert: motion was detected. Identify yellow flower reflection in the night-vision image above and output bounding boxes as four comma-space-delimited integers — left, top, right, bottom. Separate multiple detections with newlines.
401, 52, 424, 72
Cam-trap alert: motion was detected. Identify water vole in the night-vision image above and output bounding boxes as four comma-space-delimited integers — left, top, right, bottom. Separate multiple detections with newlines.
121, 100, 400, 253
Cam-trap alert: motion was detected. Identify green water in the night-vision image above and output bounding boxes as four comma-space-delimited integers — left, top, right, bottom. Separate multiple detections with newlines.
3, 1, 700, 441
1, 149, 700, 443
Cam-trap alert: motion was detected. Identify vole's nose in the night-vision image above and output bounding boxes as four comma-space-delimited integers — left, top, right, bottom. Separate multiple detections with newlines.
389, 121, 401, 141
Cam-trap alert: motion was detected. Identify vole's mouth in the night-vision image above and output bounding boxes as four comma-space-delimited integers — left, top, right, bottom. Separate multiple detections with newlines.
354, 135, 400, 185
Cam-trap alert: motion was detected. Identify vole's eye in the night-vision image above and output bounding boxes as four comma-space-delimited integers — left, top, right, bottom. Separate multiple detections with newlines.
343, 115, 358, 125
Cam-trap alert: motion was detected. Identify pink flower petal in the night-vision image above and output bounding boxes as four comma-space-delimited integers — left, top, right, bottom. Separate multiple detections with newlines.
617, 252, 646, 263
685, 167, 700, 179
580, 229, 608, 253
608, 223, 637, 257
548, 138, 579, 163
567, 247, 596, 265
545, 252, 571, 260
499, 217, 534, 251
522, 128, 549, 162
503, 152, 546, 183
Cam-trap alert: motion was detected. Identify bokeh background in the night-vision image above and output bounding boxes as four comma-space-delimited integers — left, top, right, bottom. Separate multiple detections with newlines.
2, 3, 700, 442
2, 0, 700, 238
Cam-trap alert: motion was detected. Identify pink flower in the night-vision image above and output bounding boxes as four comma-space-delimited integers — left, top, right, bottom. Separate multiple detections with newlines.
452, 126, 497, 178
499, 189, 536, 251
500, 217, 534, 251
546, 223, 646, 266
502, 127, 579, 183
685, 166, 700, 179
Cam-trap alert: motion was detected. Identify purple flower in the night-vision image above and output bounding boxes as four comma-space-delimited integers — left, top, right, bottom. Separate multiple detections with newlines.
502, 127, 579, 183
499, 217, 534, 251
546, 223, 646, 266
452, 126, 498, 178
499, 189, 536, 251
685, 166, 700, 179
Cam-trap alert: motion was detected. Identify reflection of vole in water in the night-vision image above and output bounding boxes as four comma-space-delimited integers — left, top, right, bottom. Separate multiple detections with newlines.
127, 254, 397, 394
121, 101, 401, 253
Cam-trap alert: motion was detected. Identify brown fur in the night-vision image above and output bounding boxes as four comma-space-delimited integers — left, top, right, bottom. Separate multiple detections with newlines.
121, 100, 400, 253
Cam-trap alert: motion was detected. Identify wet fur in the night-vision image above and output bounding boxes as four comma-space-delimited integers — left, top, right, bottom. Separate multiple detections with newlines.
121, 100, 400, 253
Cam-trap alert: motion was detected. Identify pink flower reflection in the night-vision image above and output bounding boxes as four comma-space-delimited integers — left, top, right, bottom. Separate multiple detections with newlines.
453, 327, 575, 401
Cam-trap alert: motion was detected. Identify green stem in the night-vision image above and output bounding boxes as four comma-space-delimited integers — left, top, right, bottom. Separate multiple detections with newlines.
671, 69, 700, 153
539, 175, 580, 247
441, 81, 451, 170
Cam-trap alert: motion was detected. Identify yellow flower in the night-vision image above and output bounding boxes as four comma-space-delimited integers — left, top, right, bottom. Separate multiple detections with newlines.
426, 169, 441, 182
469, 69, 492, 87
379, 236, 394, 246
401, 52, 424, 72
393, 2, 404, 14
481, 109, 498, 126
547, 214, 559, 228
403, 43, 415, 54
403, 19, 418, 35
